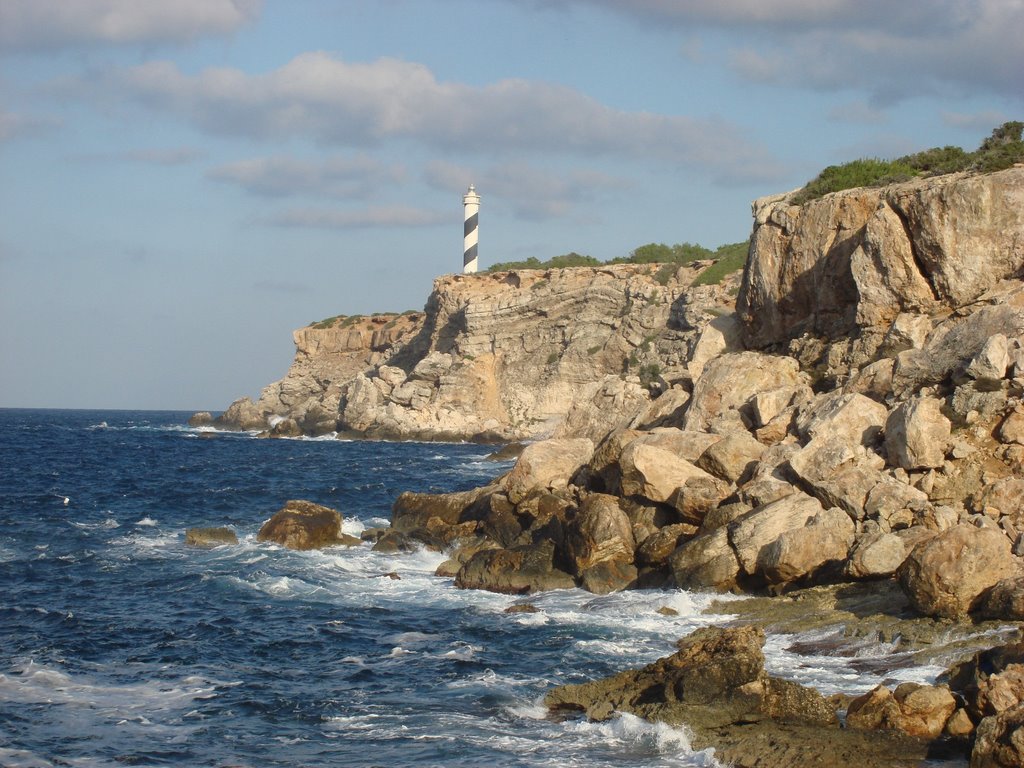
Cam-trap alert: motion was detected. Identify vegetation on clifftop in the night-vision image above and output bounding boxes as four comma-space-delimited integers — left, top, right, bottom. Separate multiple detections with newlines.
792, 121, 1023, 205
487, 239, 750, 285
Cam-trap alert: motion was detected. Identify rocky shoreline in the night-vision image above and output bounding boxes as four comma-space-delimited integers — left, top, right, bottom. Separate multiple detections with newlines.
197, 166, 1024, 765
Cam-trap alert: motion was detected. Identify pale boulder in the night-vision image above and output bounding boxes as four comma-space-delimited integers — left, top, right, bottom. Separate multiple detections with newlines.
618, 442, 720, 506
884, 396, 951, 470
795, 392, 888, 446
899, 524, 1022, 618
506, 438, 594, 504
684, 352, 805, 433
728, 493, 824, 576
696, 432, 767, 484
758, 507, 855, 586
966, 333, 1010, 383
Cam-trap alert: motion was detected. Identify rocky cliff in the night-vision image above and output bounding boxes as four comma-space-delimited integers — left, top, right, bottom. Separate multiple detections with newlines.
367, 166, 1024, 765
215, 261, 741, 440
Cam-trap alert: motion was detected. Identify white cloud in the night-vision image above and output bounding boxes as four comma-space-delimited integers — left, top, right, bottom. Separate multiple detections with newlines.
70, 52, 783, 185
208, 154, 405, 198
540, 0, 1024, 103
0, 0, 261, 51
268, 205, 451, 230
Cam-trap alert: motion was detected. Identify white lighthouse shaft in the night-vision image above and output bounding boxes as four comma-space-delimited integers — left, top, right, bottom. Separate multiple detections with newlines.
462, 184, 480, 274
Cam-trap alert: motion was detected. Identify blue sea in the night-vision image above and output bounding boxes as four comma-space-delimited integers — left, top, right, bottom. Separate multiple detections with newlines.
0, 409, 974, 767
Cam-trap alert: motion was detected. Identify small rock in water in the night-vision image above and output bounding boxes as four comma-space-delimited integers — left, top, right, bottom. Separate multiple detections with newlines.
656, 606, 679, 616
379, 572, 401, 580
185, 527, 238, 548
505, 603, 540, 614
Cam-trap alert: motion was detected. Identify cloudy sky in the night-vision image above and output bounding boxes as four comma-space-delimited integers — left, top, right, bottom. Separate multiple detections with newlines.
1, 0, 1020, 410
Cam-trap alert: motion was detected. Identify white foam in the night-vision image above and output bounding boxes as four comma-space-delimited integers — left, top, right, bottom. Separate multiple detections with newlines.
0, 661, 221, 713
134, 517, 158, 527
0, 748, 55, 768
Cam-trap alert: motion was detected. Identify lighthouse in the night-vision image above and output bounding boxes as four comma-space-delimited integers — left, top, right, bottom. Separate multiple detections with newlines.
462, 184, 480, 274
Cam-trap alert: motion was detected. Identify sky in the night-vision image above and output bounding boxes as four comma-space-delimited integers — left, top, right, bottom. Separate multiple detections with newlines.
1, 0, 1021, 411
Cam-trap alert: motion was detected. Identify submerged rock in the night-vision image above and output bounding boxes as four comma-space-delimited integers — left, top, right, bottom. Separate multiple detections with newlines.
184, 526, 238, 548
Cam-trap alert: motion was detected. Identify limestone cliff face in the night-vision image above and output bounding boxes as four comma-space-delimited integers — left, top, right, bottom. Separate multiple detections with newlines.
737, 167, 1024, 382
340, 263, 738, 441
216, 262, 739, 440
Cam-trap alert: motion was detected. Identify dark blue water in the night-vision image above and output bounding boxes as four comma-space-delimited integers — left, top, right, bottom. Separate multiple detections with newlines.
1, 409, 742, 768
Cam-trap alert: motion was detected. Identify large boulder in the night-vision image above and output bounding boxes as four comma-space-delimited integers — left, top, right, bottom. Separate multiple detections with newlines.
454, 540, 575, 594
618, 441, 728, 519
505, 438, 593, 504
758, 507, 855, 587
684, 352, 805, 433
215, 396, 268, 430
668, 525, 741, 591
696, 432, 766, 484
884, 396, 951, 470
899, 524, 1022, 618
564, 494, 636, 575
728, 493, 824, 577
257, 500, 360, 550
795, 391, 888, 447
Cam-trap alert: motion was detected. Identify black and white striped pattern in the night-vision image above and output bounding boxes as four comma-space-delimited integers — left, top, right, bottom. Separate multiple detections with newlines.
462, 184, 480, 273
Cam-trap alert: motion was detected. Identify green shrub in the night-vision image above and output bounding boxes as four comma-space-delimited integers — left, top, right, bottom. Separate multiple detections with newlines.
792, 121, 1023, 204
691, 242, 749, 286
487, 252, 599, 272
546, 352, 560, 365
638, 363, 662, 387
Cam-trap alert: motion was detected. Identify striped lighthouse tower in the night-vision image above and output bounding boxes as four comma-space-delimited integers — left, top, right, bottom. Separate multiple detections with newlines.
462, 184, 480, 274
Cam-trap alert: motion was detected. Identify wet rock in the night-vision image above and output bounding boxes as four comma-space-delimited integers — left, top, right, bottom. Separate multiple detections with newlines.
978, 576, 1024, 621
636, 523, 696, 568
185, 526, 238, 548
564, 494, 635, 575
669, 526, 741, 592
884, 396, 951, 470
215, 396, 268, 431
579, 559, 638, 594
846, 682, 956, 739
257, 500, 360, 550
454, 540, 575, 594
187, 411, 214, 427
899, 524, 1021, 618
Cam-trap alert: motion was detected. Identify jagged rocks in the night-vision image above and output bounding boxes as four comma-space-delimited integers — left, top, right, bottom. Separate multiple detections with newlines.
684, 352, 806, 433
669, 526, 740, 591
972, 704, 1024, 768
899, 524, 1022, 618
564, 494, 635, 576
729, 493, 824, 578
846, 683, 958, 739
256, 500, 360, 550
